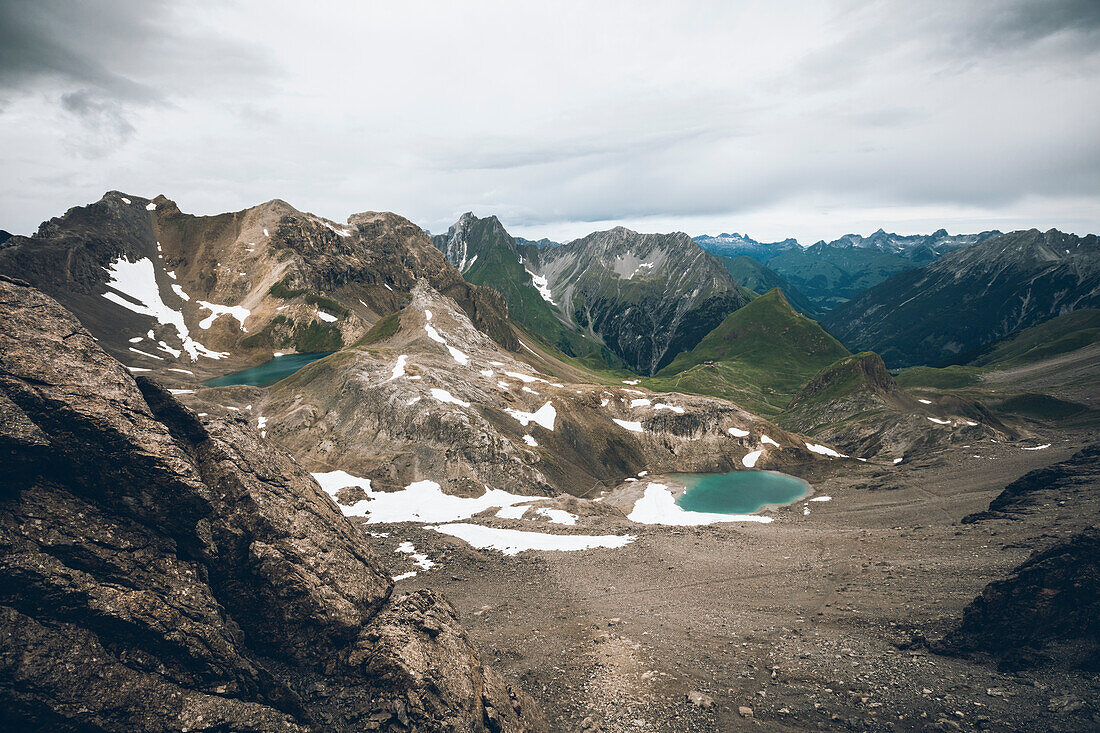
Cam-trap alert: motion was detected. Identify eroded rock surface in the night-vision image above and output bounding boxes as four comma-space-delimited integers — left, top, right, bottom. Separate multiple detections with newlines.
0, 275, 544, 732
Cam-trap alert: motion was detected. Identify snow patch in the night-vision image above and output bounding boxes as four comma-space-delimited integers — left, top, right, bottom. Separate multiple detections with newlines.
630, 398, 651, 408
429, 524, 634, 555
316, 310, 338, 323
927, 417, 951, 425
742, 449, 764, 468
1022, 443, 1052, 451
430, 388, 470, 408
535, 508, 577, 525
311, 472, 535, 523
504, 401, 556, 430
628, 483, 773, 525
654, 403, 685, 414
727, 427, 749, 437
387, 354, 408, 381
447, 345, 469, 365
198, 301, 250, 331
612, 419, 643, 433
761, 435, 780, 447
805, 442, 846, 458
102, 257, 227, 360
523, 434, 538, 447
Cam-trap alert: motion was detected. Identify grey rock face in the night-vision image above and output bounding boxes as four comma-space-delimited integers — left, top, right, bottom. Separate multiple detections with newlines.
531, 228, 749, 374
0, 274, 545, 732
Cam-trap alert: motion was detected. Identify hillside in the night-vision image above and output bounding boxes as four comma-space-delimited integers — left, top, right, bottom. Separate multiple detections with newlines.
431, 213, 619, 369
526, 227, 750, 374
781, 352, 1012, 460
648, 289, 848, 414
0, 192, 516, 381
766, 243, 917, 311
715, 254, 818, 316
824, 229, 1100, 368
0, 274, 544, 731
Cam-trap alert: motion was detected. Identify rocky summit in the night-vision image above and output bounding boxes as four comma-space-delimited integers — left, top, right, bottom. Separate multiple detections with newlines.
0, 274, 545, 732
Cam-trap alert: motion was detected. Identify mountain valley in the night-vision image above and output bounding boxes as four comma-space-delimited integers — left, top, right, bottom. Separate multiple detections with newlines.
2, 192, 1097, 733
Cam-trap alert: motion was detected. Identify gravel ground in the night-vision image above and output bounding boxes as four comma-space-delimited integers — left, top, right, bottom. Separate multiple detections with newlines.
362, 427, 1099, 732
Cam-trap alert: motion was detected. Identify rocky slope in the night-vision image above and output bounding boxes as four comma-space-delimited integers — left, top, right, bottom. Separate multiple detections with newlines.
0, 192, 515, 380
0, 273, 545, 732
943, 523, 1099, 672
240, 281, 825, 497
824, 229, 1100, 368
962, 445, 1100, 523
526, 228, 750, 374
818, 227, 1001, 263
781, 352, 1013, 460
431, 213, 615, 367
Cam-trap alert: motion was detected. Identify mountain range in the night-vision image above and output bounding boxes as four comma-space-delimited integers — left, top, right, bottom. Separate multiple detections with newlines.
824, 229, 1100, 368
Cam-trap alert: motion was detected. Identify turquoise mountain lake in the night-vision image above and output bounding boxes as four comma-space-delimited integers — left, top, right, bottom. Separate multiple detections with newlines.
204, 352, 333, 388
674, 470, 809, 514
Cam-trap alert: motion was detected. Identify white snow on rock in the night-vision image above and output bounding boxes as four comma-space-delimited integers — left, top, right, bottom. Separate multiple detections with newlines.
198, 301, 251, 331
102, 257, 227, 360
126, 366, 152, 373
430, 388, 470, 408
927, 417, 951, 425
525, 268, 557, 305
447, 345, 470, 365
158, 341, 182, 358
316, 310, 338, 323
392, 571, 417, 582
257, 416, 267, 429
395, 541, 435, 571
496, 504, 532, 519
386, 354, 408, 382
1022, 443, 1052, 451
128, 336, 143, 343
727, 427, 750, 437
805, 442, 846, 458
761, 435, 780, 447
168, 389, 194, 395
504, 401, 557, 430
523, 434, 538, 447
630, 398, 651, 408
622, 379, 640, 385
129, 347, 164, 360
170, 284, 190, 301
627, 483, 773, 525
535, 507, 577, 525
742, 449, 764, 468
612, 419, 644, 433
479, 368, 494, 378
504, 371, 544, 384
521, 386, 540, 395
146, 202, 156, 211
424, 322, 446, 343
121, 197, 131, 204
311, 472, 535, 523
893, 457, 903, 464
654, 403, 685, 414
918, 399, 932, 404
809, 496, 832, 502
428, 524, 635, 555
263, 228, 269, 237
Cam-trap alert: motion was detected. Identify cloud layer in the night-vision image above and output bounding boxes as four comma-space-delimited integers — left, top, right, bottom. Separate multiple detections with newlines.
0, 0, 1097, 242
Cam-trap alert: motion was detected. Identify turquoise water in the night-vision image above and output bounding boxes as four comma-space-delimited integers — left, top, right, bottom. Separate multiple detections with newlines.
674, 470, 809, 514
204, 352, 333, 388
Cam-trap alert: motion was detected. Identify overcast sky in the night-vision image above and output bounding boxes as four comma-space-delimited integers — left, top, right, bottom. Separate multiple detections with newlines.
1, 0, 1098, 243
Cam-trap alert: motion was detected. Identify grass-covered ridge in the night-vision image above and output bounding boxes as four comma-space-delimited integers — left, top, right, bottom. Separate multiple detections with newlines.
643, 289, 849, 414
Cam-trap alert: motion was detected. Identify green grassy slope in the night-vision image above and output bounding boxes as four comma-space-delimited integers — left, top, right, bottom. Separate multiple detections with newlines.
449, 217, 619, 367
643, 289, 850, 414
715, 254, 819, 316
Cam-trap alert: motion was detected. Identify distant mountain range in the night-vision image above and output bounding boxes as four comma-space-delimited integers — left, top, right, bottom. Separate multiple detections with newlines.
694, 228, 1003, 312
824, 229, 1100, 368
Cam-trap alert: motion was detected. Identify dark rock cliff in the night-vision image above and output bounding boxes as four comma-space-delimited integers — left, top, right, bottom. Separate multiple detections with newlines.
0, 274, 544, 732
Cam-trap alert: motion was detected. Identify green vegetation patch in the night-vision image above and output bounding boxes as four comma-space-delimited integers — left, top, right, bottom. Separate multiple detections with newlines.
355, 311, 401, 347
895, 365, 983, 389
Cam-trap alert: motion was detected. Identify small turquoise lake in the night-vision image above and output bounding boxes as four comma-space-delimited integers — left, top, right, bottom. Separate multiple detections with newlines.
674, 470, 810, 514
204, 352, 333, 388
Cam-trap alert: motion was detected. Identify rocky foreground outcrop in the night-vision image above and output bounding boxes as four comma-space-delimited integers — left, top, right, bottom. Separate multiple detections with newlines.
0, 274, 545, 731
963, 445, 1100, 523
942, 526, 1099, 672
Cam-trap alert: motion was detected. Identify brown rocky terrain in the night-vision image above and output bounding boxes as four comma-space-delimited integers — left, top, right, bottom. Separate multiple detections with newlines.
0, 274, 545, 732
0, 192, 515, 381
